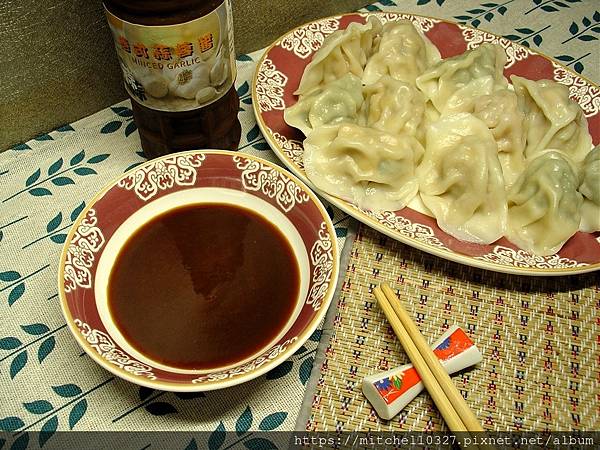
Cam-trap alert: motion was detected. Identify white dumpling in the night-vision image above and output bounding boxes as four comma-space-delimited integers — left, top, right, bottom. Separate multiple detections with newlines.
358, 75, 425, 140
506, 150, 582, 255
294, 17, 382, 96
303, 123, 424, 211
362, 19, 440, 86
471, 89, 526, 187
416, 113, 507, 244
419, 101, 441, 146
416, 43, 508, 115
284, 74, 363, 136
511, 75, 592, 163
579, 146, 600, 232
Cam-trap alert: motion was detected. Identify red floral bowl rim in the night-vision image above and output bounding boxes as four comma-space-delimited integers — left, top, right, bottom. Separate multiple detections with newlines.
251, 11, 600, 276
57, 150, 339, 391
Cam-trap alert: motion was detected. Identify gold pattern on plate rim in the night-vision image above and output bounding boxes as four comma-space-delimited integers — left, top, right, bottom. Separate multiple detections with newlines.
57, 150, 339, 391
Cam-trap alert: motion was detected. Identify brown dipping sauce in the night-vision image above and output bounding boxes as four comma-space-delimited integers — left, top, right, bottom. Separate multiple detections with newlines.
108, 203, 300, 370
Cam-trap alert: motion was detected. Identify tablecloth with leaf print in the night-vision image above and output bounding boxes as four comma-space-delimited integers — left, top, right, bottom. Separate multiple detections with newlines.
1, 0, 598, 449
0, 52, 352, 444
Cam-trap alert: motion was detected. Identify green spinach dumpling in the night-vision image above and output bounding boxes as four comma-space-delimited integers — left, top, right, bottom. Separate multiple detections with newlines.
506, 150, 582, 255
579, 146, 600, 232
303, 123, 423, 211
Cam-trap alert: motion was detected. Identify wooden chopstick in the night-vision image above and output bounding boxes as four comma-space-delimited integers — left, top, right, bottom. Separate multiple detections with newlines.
374, 283, 484, 433
373, 285, 467, 432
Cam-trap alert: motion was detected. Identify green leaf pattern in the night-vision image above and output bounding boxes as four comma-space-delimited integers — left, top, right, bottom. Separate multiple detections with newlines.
25, 169, 40, 187
1, 271, 28, 307
0, 337, 21, 350
0, 382, 90, 447
562, 13, 600, 44
47, 158, 63, 176
10, 433, 29, 450
0, 271, 20, 282
10, 351, 27, 379
258, 412, 287, 430
23, 201, 86, 249
51, 176, 75, 186
8, 283, 25, 306
101, 107, 137, 137
70, 150, 85, 166
0, 416, 25, 432
100, 121, 122, 134
68, 399, 87, 429
73, 167, 97, 176
3, 149, 110, 202
21, 323, 49, 335
39, 416, 58, 447
265, 360, 293, 380
37, 337, 56, 363
29, 188, 52, 197
46, 213, 62, 233
299, 357, 315, 385
236, 407, 253, 435
208, 422, 226, 450
1, 322, 59, 381
70, 201, 86, 221
23, 400, 53, 415
202, 408, 288, 448
184, 439, 199, 450
454, 2, 515, 28
52, 384, 82, 398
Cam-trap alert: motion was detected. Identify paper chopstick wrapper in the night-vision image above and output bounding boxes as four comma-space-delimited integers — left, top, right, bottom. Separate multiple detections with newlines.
362, 325, 482, 420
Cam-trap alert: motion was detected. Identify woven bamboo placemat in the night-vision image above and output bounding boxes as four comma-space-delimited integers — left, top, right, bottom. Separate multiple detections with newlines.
303, 224, 599, 431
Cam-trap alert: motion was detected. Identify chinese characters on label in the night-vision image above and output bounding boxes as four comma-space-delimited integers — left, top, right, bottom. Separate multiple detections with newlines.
118, 35, 215, 60
106, 1, 235, 112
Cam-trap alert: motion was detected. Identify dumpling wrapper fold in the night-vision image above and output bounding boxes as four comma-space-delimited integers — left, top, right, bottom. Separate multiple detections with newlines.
506, 150, 582, 255
417, 113, 507, 244
303, 123, 424, 212
579, 146, 600, 232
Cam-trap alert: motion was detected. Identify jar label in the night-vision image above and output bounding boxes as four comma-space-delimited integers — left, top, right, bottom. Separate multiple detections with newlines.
105, 1, 236, 112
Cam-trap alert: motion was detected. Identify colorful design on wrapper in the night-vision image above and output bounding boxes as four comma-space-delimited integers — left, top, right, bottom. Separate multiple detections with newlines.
359, 208, 448, 250
475, 246, 588, 269
192, 337, 298, 383
373, 327, 474, 405
552, 61, 600, 118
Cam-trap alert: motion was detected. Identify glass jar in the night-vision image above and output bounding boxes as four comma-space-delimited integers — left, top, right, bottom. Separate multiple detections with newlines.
104, 0, 241, 158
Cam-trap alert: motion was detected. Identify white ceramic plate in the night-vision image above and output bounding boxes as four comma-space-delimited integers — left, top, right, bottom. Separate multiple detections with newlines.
252, 11, 600, 276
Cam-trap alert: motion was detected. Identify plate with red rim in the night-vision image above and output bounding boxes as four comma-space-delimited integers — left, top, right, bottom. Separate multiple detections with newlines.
251, 11, 600, 276
58, 150, 338, 391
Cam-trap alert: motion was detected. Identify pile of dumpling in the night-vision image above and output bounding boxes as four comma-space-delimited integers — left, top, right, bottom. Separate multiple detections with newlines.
283, 16, 599, 256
